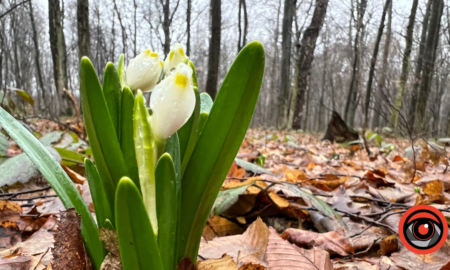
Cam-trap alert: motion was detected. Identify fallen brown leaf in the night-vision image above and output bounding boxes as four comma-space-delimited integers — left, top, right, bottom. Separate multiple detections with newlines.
197, 254, 237, 270
208, 216, 244, 237
379, 234, 398, 256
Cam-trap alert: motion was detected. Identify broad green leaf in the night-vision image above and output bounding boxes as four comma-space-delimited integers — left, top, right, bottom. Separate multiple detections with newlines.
0, 132, 9, 156
214, 184, 251, 216
281, 183, 347, 229
79, 57, 128, 190
53, 133, 74, 148
120, 87, 140, 190
200, 93, 213, 113
178, 88, 200, 176
256, 155, 266, 167
133, 91, 158, 235
155, 154, 178, 270
117, 54, 125, 87
39, 131, 63, 146
0, 106, 104, 269
178, 41, 265, 262
54, 147, 86, 164
14, 90, 34, 105
115, 177, 163, 270
103, 62, 122, 138
196, 112, 209, 141
235, 158, 273, 175
85, 159, 112, 229
164, 133, 181, 182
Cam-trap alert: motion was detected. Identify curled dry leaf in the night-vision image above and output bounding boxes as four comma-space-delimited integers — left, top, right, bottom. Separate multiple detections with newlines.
423, 179, 444, 202
208, 216, 244, 237
280, 228, 354, 256
197, 254, 238, 270
61, 164, 86, 184
379, 234, 398, 256
265, 227, 333, 270
99, 252, 121, 270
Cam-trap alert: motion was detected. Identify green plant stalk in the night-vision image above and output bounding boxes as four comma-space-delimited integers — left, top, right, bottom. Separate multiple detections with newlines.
120, 87, 140, 190
177, 41, 265, 262
188, 60, 198, 88
117, 54, 125, 87
102, 62, 122, 139
155, 153, 178, 270
116, 177, 163, 270
0, 106, 105, 269
133, 91, 158, 235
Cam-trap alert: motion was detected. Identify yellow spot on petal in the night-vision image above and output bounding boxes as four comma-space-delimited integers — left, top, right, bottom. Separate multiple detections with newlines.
179, 48, 185, 57
169, 51, 174, 61
150, 52, 158, 57
160, 60, 164, 67
175, 73, 188, 88
144, 49, 152, 56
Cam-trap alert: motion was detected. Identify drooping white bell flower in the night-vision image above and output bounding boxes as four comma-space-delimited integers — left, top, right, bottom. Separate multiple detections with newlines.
126, 49, 163, 92
150, 62, 195, 140
164, 43, 188, 76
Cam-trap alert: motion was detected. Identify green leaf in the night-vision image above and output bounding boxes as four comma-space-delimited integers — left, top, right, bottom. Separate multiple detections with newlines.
188, 60, 198, 88
103, 62, 122, 138
54, 147, 86, 164
39, 131, 63, 146
117, 54, 125, 87
0, 106, 104, 269
178, 88, 200, 176
256, 155, 265, 167
235, 158, 273, 175
178, 41, 265, 262
85, 159, 112, 229
200, 93, 213, 113
115, 177, 163, 270
14, 90, 34, 105
80, 57, 128, 190
196, 112, 209, 141
0, 132, 9, 156
155, 154, 178, 270
214, 184, 251, 216
120, 87, 140, 190
281, 183, 347, 229
133, 91, 158, 235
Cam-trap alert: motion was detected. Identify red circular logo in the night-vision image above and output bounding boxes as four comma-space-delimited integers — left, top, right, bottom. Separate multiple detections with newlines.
398, 205, 448, 254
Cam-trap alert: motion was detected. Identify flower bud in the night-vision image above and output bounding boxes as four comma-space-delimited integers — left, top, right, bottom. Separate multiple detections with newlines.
126, 49, 163, 92
164, 43, 188, 76
150, 63, 195, 140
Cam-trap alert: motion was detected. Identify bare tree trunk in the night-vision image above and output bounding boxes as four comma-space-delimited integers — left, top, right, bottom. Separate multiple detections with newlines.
187, 0, 191, 56
162, 0, 171, 56
277, 0, 296, 129
318, 29, 328, 132
49, 0, 70, 116
28, 1, 47, 111
133, 0, 137, 56
389, 0, 417, 130
344, 0, 367, 125
77, 0, 91, 59
291, 0, 329, 129
409, 0, 432, 125
237, 0, 248, 52
415, 0, 443, 132
113, 0, 127, 56
363, 0, 391, 128
205, 0, 221, 99
269, 0, 282, 126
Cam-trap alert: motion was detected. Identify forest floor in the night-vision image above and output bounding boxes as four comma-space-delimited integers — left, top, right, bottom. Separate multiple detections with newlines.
0, 123, 450, 269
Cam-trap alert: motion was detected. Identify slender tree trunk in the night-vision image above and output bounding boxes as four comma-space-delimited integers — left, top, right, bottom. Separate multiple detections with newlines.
162, 0, 171, 56
113, 0, 127, 56
187, 0, 191, 56
237, 0, 248, 52
77, 0, 91, 59
277, 0, 296, 128
133, 0, 137, 56
269, 0, 282, 126
409, 0, 432, 125
363, 0, 391, 128
28, 1, 47, 110
389, 0, 418, 130
49, 0, 70, 115
291, 0, 329, 129
205, 0, 222, 99
415, 0, 443, 132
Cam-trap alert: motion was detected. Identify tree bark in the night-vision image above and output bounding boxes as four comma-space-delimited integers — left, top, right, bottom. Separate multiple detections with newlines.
113, 0, 127, 56
389, 0, 417, 131
237, 0, 248, 52
373, 0, 392, 129
162, 0, 171, 56
268, 0, 282, 126
187, 0, 192, 56
363, 0, 391, 128
277, 0, 296, 128
291, 0, 329, 129
205, 0, 222, 99
77, 0, 91, 59
28, 1, 47, 110
415, 0, 443, 132
49, 0, 70, 115
409, 0, 432, 125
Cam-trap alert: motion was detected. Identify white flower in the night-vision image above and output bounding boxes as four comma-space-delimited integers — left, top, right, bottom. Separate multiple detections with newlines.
164, 43, 188, 76
126, 49, 163, 92
150, 63, 195, 140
